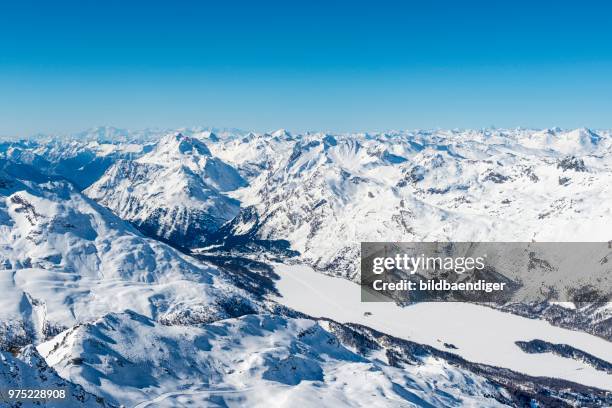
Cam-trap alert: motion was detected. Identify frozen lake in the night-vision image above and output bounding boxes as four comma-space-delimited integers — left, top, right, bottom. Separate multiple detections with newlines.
271, 263, 612, 391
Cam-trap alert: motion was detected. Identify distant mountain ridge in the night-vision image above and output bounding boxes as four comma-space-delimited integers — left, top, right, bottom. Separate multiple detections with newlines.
0, 127, 611, 406
3, 127, 612, 275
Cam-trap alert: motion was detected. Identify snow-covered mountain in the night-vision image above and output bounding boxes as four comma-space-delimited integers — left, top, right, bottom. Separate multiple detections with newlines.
219, 128, 612, 280
208, 128, 296, 179
0, 346, 109, 407
85, 133, 246, 247
0, 160, 257, 350
0, 138, 147, 189
36, 311, 516, 407
0, 127, 611, 407
36, 310, 611, 408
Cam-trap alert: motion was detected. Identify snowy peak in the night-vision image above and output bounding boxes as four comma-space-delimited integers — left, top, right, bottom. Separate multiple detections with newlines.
85, 132, 247, 247
270, 128, 294, 141
72, 125, 130, 142
563, 127, 602, 149
154, 132, 212, 157
1, 127, 611, 407
137, 132, 245, 192
204, 128, 612, 279
521, 127, 603, 154
0, 167, 257, 350
139, 132, 212, 170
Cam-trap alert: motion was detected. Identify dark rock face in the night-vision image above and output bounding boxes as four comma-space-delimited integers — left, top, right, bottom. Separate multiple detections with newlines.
558, 156, 587, 172
159, 295, 258, 326
193, 254, 282, 300
515, 339, 612, 374
200, 206, 299, 258
136, 205, 232, 249
499, 302, 612, 341
483, 171, 510, 183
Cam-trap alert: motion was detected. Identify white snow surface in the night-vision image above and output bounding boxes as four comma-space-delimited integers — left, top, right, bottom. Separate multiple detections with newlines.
0, 346, 105, 407
271, 263, 612, 391
1, 127, 611, 406
38, 311, 509, 408
221, 128, 612, 279
0, 170, 253, 347
85, 133, 246, 240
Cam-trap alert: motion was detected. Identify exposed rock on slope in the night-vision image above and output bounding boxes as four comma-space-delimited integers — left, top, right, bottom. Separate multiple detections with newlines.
0, 162, 256, 349
218, 128, 612, 280
0, 346, 110, 407
38, 311, 515, 408
86, 133, 246, 247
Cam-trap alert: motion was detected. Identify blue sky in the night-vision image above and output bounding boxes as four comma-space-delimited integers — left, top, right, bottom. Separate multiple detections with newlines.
1, 0, 611, 136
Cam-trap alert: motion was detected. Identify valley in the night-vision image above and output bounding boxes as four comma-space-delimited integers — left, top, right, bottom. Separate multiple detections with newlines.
0, 126, 610, 407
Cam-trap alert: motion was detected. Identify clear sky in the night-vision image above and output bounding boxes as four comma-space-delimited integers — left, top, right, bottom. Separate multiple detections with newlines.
1, 0, 611, 136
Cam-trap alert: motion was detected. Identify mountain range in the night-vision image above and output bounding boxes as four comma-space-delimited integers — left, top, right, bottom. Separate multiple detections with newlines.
0, 126, 610, 407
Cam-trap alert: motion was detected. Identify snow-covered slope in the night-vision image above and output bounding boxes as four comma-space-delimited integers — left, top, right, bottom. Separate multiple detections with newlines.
1, 127, 611, 407
37, 309, 612, 408
37, 310, 589, 408
0, 346, 109, 407
1, 138, 147, 190
208, 129, 296, 180
0, 160, 256, 350
272, 263, 612, 391
85, 133, 246, 247
219, 128, 612, 280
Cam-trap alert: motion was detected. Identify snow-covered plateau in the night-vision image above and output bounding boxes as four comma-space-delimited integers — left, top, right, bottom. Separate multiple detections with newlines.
0, 126, 610, 407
